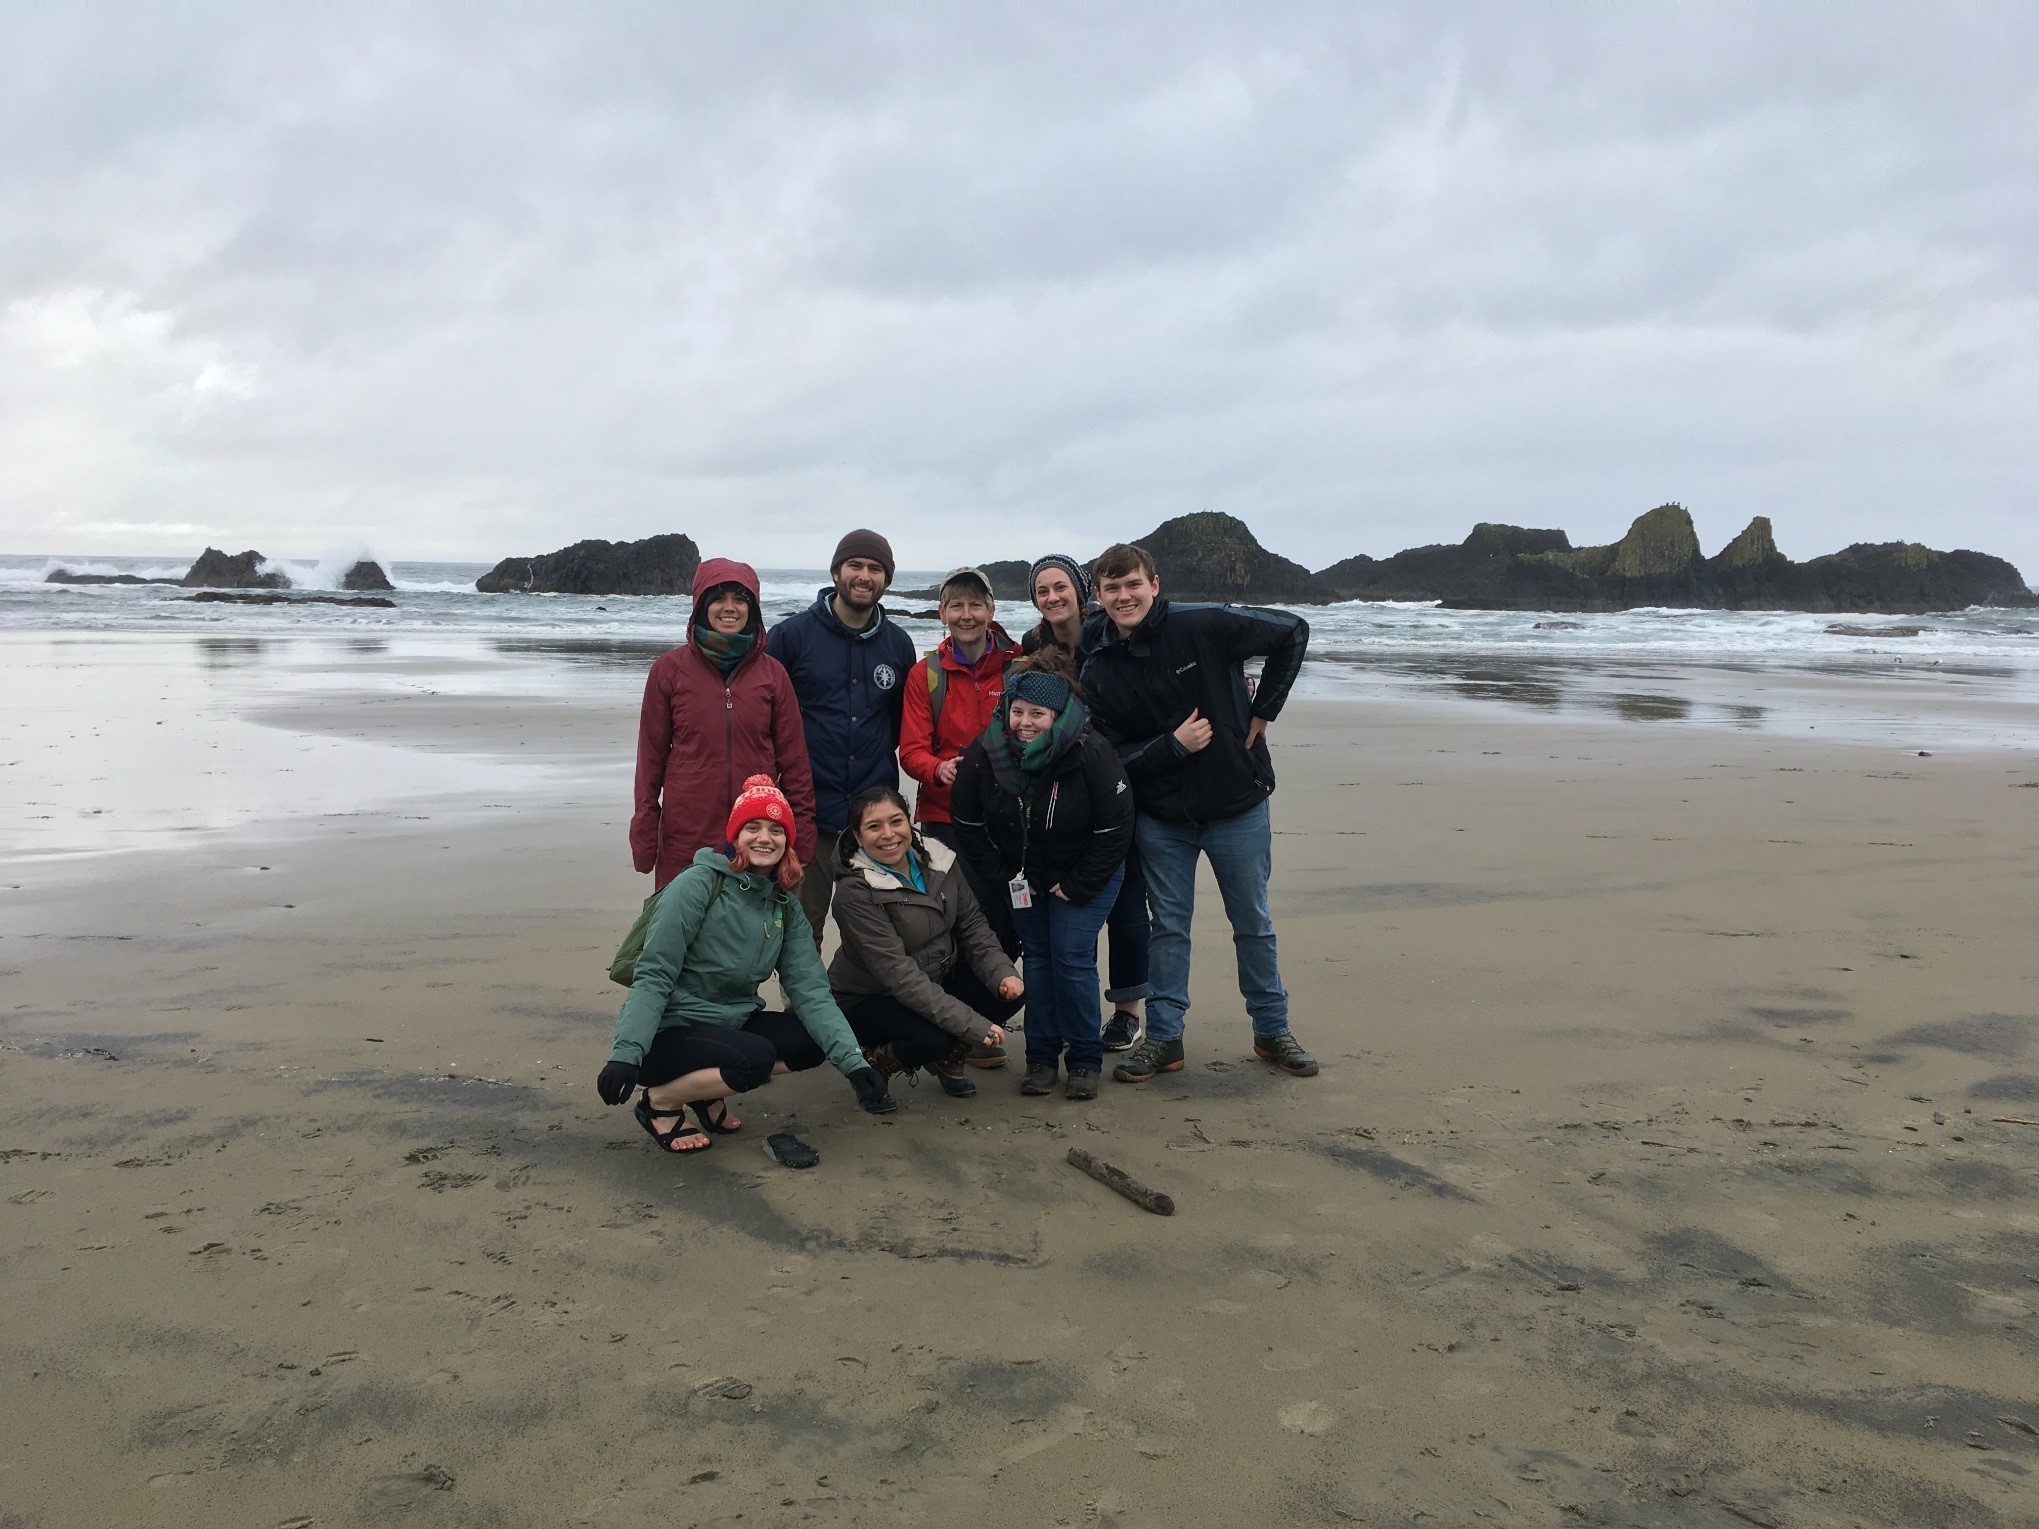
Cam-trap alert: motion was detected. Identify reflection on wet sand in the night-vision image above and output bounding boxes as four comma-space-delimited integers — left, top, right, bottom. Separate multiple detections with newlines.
194, 637, 270, 668
1608, 692, 1691, 723
1323, 651, 1767, 729
491, 637, 672, 669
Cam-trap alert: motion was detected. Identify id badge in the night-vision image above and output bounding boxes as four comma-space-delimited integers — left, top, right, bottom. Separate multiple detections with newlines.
1008, 876, 1034, 910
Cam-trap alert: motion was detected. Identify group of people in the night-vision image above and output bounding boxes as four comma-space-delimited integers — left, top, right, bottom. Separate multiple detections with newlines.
594, 530, 1313, 1155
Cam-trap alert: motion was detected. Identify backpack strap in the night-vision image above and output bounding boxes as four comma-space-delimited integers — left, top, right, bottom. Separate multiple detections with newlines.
926, 658, 948, 732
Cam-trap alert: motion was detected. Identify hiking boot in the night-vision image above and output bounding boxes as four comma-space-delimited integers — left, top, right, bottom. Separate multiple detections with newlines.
1020, 1063, 1058, 1096
929, 1044, 977, 1099
1254, 1031, 1319, 1077
1101, 1009, 1142, 1052
965, 1039, 1008, 1069
1111, 1035, 1185, 1083
1064, 1068, 1100, 1101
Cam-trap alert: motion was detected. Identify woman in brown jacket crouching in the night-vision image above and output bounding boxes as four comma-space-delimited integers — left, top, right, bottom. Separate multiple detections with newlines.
828, 786, 1024, 1099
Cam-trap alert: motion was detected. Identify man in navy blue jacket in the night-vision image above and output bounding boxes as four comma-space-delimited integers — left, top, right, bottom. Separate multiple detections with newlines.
766, 529, 919, 944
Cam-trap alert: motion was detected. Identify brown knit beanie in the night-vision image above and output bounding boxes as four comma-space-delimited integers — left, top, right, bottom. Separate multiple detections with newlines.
830, 529, 895, 583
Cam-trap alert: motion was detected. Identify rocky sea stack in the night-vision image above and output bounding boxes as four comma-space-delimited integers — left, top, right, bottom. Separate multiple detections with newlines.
489, 510, 2029, 614
182, 548, 291, 589
905, 507, 2032, 613
1321, 505, 2033, 614
341, 560, 394, 592
476, 534, 700, 595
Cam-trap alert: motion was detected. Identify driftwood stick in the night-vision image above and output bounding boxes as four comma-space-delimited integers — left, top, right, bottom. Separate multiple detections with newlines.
1992, 1116, 2039, 1127
1066, 1148, 1175, 1216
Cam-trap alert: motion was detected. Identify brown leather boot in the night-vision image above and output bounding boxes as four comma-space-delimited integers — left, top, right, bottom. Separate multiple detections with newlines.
862, 1043, 906, 1082
928, 1042, 977, 1099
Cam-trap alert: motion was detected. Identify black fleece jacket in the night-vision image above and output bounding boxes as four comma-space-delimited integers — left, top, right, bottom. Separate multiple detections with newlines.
950, 716, 1134, 908
1079, 598, 1308, 824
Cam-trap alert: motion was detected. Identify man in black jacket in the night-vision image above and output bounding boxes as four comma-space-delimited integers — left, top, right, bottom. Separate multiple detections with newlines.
1078, 542, 1317, 1082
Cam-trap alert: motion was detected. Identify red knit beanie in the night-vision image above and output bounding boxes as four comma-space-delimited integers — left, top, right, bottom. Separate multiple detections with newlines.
726, 774, 796, 844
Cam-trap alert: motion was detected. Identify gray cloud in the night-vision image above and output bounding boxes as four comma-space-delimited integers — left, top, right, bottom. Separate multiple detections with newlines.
1, 2, 2034, 577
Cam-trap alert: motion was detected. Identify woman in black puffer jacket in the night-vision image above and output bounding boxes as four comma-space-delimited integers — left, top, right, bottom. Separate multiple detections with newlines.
951, 649, 1134, 1100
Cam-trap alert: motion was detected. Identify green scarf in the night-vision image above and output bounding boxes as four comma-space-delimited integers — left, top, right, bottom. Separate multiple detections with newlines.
693, 624, 755, 675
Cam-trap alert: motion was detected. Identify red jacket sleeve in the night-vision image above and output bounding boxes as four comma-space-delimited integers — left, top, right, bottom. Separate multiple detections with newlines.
631, 658, 674, 874
898, 657, 941, 787
768, 661, 818, 864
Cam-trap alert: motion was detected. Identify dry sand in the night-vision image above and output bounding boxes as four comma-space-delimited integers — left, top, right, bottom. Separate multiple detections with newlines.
4, 640, 2038, 1528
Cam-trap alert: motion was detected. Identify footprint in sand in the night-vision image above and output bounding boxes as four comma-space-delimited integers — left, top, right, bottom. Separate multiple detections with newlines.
1278, 1400, 1335, 1436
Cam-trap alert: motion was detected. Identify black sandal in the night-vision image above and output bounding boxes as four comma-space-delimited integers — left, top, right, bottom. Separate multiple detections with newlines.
636, 1093, 710, 1154
690, 1099, 743, 1135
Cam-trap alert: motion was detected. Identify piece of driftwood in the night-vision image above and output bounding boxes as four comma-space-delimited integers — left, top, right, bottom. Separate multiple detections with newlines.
1066, 1148, 1174, 1216
1993, 1116, 2039, 1127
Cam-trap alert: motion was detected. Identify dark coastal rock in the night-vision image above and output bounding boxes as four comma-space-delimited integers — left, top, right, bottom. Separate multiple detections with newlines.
341, 560, 394, 592
182, 548, 291, 589
44, 570, 181, 586
893, 559, 1034, 602
183, 592, 396, 608
1786, 543, 2034, 615
475, 534, 700, 595
1321, 504, 2035, 614
896, 515, 1326, 605
1322, 522, 1599, 608
1130, 512, 1327, 603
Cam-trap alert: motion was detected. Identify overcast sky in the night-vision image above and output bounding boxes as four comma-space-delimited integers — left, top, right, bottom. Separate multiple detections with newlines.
2, 3, 2034, 577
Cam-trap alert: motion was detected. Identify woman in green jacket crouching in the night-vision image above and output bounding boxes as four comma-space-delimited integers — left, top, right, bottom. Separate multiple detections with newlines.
596, 775, 896, 1153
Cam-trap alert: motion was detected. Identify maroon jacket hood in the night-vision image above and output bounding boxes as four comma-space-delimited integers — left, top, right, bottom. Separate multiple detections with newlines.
690, 558, 764, 633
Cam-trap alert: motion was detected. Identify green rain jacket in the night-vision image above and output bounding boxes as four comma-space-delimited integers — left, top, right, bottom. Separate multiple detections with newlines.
608, 847, 866, 1076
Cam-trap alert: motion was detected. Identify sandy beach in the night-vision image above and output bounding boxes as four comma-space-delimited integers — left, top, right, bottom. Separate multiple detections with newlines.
4, 630, 2037, 1528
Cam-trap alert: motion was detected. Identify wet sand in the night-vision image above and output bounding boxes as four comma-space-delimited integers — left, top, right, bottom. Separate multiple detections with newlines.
4, 640, 2038, 1527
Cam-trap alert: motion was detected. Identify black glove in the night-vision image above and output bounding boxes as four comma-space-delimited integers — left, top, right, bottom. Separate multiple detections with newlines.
596, 1060, 641, 1106
848, 1067, 897, 1115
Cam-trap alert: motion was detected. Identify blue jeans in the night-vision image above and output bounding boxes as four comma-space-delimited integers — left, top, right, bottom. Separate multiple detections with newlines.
1137, 801, 1289, 1044
1104, 841, 1152, 1005
1012, 863, 1125, 1074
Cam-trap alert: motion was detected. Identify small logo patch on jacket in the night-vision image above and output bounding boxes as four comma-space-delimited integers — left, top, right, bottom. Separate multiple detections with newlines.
1174, 662, 1196, 674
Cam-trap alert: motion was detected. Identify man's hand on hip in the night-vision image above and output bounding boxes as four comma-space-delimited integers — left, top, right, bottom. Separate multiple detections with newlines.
1244, 717, 1267, 749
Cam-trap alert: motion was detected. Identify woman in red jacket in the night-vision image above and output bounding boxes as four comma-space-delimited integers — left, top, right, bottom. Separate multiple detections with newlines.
898, 568, 1019, 946
632, 559, 817, 890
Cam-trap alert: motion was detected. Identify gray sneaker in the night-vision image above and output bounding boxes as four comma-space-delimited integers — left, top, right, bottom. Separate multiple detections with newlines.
1101, 1009, 1142, 1052
1253, 1032, 1319, 1077
1111, 1035, 1185, 1083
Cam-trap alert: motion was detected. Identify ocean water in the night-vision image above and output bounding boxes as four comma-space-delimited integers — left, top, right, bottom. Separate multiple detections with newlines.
5, 553, 2037, 750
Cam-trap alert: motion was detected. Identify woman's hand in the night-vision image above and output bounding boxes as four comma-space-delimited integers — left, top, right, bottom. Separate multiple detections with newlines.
1049, 884, 1070, 901
936, 758, 960, 786
981, 1024, 1006, 1048
596, 1060, 640, 1106
997, 975, 1024, 1002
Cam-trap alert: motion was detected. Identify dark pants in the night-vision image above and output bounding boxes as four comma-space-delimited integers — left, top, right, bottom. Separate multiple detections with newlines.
840, 962, 1022, 1070
795, 833, 849, 948
1012, 863, 1124, 1075
639, 1010, 827, 1092
918, 822, 1019, 959
1103, 840, 1152, 1006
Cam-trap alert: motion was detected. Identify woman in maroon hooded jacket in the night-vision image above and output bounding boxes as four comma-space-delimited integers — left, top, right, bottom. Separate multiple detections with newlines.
633, 560, 818, 889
